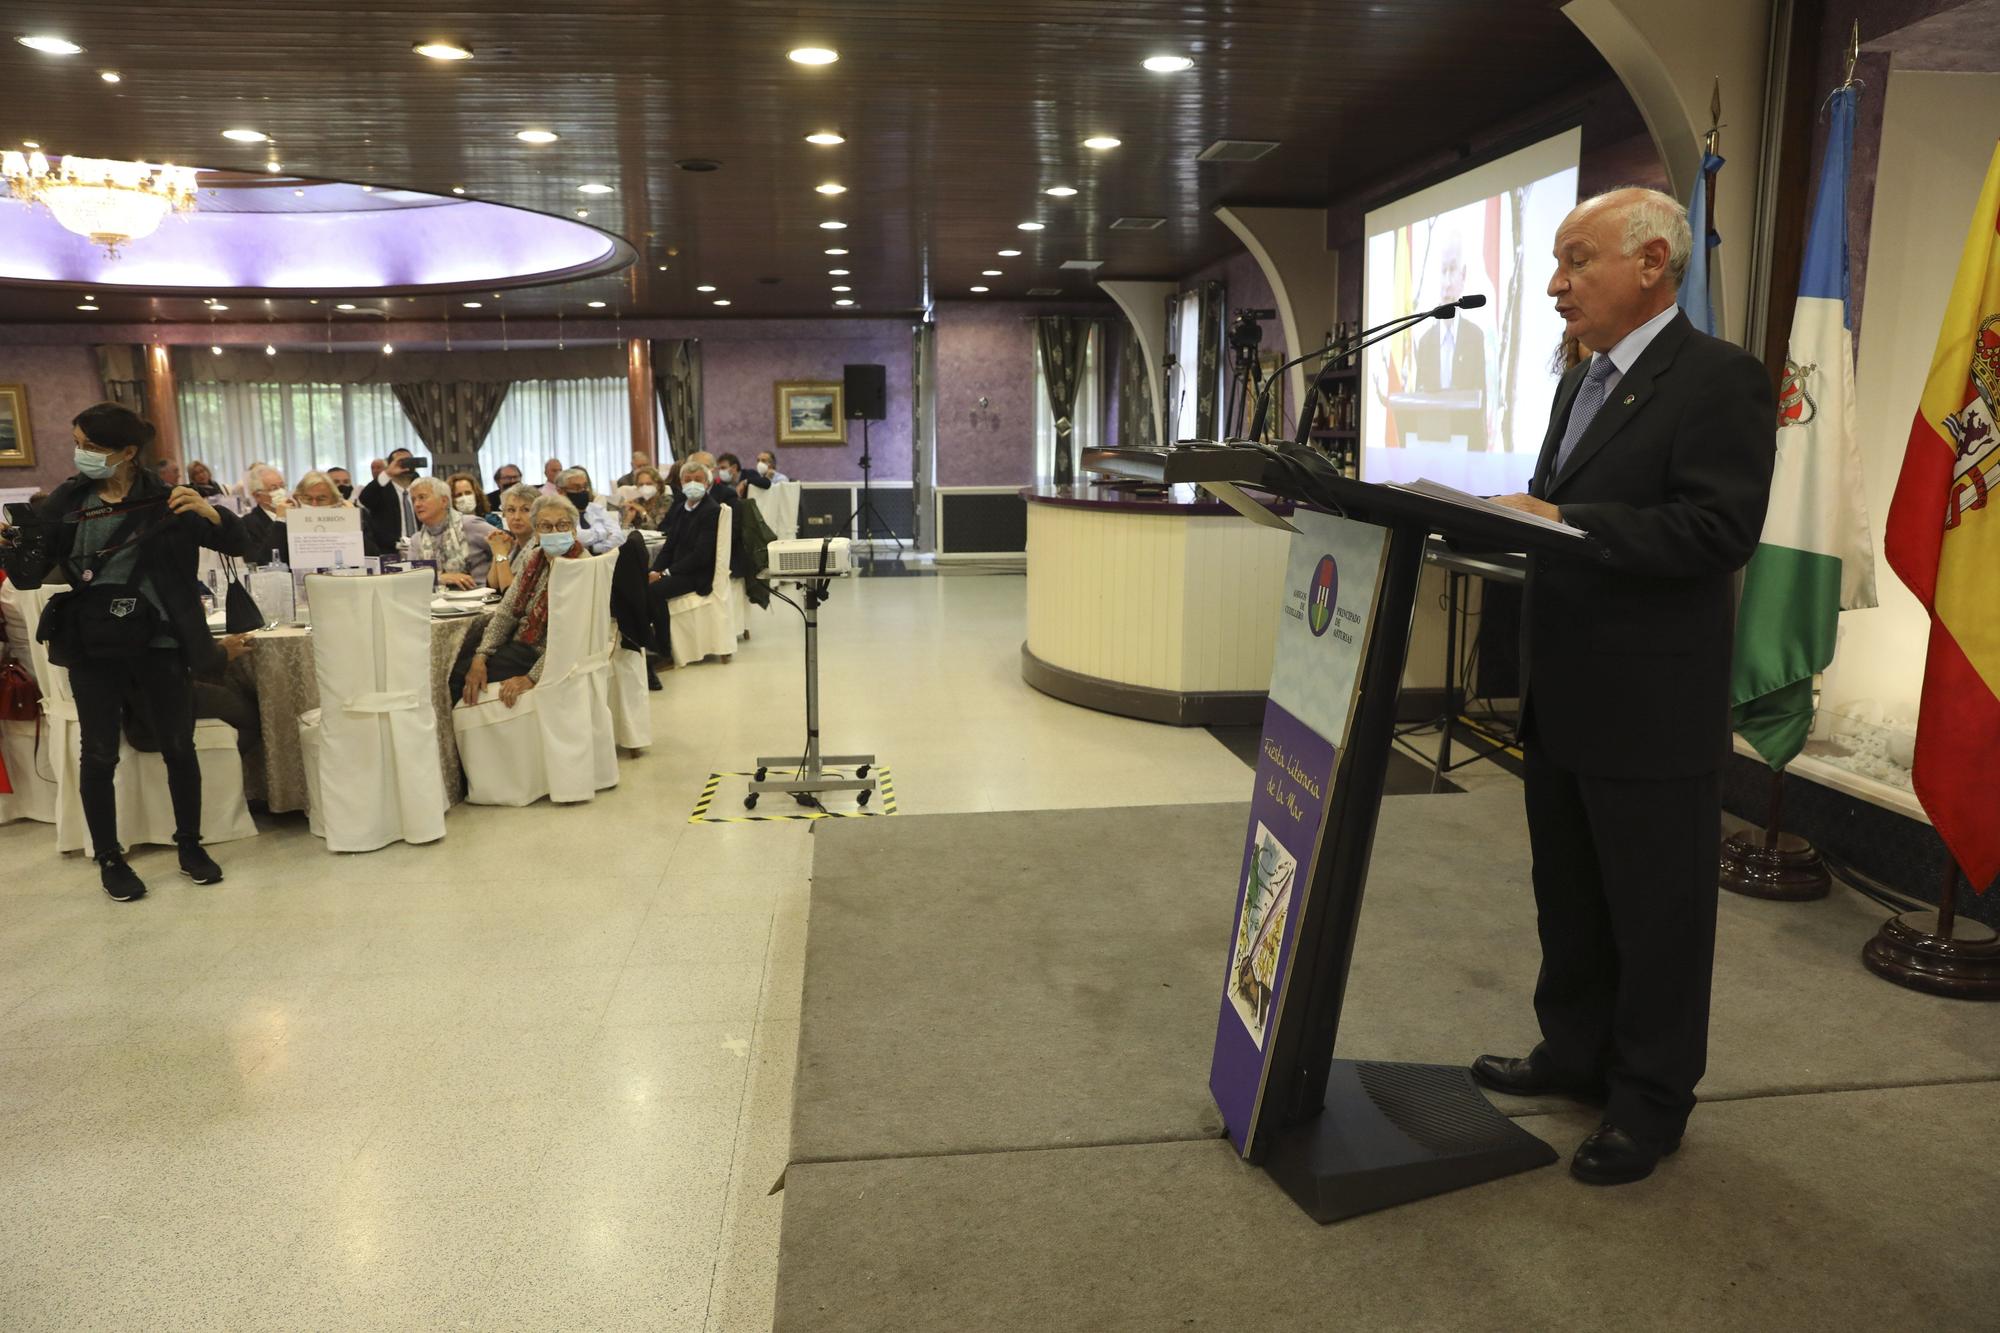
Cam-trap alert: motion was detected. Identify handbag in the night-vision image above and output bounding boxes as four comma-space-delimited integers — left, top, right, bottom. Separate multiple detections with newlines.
221, 557, 265, 634
0, 658, 45, 793
36, 502, 166, 668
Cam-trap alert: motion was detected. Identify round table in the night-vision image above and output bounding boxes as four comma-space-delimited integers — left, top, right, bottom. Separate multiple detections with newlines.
230, 611, 491, 814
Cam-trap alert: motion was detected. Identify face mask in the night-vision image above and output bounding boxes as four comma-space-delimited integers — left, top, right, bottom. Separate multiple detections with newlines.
716, 469, 735, 484
636, 484, 658, 499
336, 483, 353, 499
757, 461, 772, 476
538, 530, 576, 556
267, 487, 290, 510
75, 446, 123, 479
566, 489, 591, 510
681, 481, 709, 503
453, 494, 478, 514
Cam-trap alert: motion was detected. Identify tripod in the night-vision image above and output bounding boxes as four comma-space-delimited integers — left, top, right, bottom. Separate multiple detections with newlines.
1223, 341, 1265, 442
852, 416, 907, 569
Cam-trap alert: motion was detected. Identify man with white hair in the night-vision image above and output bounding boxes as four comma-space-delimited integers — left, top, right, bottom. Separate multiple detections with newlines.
239, 463, 289, 565
644, 458, 724, 657
556, 466, 621, 553
1481, 187, 1776, 1186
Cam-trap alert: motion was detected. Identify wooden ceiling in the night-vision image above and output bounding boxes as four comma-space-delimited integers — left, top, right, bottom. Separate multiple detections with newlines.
0, 1, 1607, 325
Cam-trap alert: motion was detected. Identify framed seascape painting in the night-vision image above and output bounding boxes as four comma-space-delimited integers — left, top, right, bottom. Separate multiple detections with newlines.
0, 385, 32, 468
775, 381, 846, 444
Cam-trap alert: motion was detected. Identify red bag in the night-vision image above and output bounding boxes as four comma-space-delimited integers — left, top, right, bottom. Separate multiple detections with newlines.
0, 659, 43, 794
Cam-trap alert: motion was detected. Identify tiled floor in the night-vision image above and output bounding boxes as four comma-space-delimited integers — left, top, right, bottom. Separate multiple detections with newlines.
0, 571, 1406, 1331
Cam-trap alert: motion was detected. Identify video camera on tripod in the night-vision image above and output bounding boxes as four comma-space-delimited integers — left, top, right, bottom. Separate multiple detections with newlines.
1225, 308, 1279, 439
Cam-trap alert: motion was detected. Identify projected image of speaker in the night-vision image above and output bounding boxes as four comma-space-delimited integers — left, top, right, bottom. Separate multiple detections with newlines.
843, 364, 887, 421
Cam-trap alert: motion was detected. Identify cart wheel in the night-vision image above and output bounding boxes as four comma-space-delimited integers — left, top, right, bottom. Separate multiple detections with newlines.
755, 767, 767, 782
744, 792, 759, 810
857, 789, 871, 807
793, 792, 816, 808
855, 765, 870, 780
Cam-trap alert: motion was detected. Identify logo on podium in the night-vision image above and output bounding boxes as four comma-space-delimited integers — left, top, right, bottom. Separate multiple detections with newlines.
1307, 556, 1338, 637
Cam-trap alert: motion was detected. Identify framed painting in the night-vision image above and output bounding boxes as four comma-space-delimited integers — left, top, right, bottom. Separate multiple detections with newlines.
775, 381, 846, 444
0, 385, 32, 468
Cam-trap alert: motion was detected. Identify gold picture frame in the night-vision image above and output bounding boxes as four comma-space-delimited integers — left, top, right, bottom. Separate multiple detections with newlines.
774, 381, 846, 445
0, 384, 33, 468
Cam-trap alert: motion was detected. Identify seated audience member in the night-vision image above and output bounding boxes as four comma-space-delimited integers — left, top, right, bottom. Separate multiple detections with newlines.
486, 482, 540, 594
156, 458, 183, 487
447, 471, 492, 522
240, 464, 290, 563
558, 467, 622, 554
540, 457, 565, 496
683, 452, 737, 509
615, 450, 651, 488
236, 461, 270, 498
486, 462, 523, 510
185, 460, 223, 497
326, 466, 354, 500
452, 494, 589, 710
245, 470, 380, 566
407, 476, 492, 589
619, 464, 671, 530
740, 449, 789, 493
645, 461, 723, 657
713, 453, 745, 496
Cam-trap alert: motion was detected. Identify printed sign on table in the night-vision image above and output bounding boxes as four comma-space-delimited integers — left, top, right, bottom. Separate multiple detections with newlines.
285, 504, 367, 572
1210, 508, 1388, 1156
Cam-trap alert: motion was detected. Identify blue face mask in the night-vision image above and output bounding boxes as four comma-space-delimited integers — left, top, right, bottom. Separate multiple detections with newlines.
538, 530, 577, 557
75, 446, 124, 479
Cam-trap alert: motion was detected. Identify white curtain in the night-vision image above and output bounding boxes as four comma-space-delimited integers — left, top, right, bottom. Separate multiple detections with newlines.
176, 381, 422, 487
480, 377, 634, 490
1034, 323, 1102, 481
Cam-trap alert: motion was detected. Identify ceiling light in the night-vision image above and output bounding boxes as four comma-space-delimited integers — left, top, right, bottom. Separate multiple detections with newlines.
210, 346, 222, 355
99, 71, 120, 84
1143, 54, 1194, 73
292, 188, 304, 197
998, 248, 1021, 257
336, 302, 356, 310
1084, 136, 1122, 150
788, 47, 839, 65
575, 208, 588, 218
360, 184, 373, 193
21, 141, 38, 149
413, 41, 473, 61
831, 285, 851, 292
696, 284, 716, 293
1017, 221, 1044, 231
824, 247, 848, 256
712, 299, 732, 307
806, 132, 845, 146
76, 303, 99, 311
222, 128, 269, 143
382, 343, 394, 355
16, 36, 83, 55
5, 152, 201, 255
982, 269, 1002, 276
308, 299, 318, 305
815, 182, 846, 195
834, 299, 854, 307
462, 301, 482, 308
264, 344, 277, 356
586, 300, 606, 308
265, 161, 281, 173
515, 129, 559, 144
451, 185, 465, 195
207, 303, 228, 311
578, 182, 613, 194
828, 268, 850, 276
1044, 186, 1077, 197
818, 220, 847, 230
969, 286, 990, 293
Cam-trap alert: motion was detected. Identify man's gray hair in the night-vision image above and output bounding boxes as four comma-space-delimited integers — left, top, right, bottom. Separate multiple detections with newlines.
499, 482, 541, 508
558, 466, 592, 490
407, 474, 450, 504
678, 460, 713, 484
530, 493, 579, 528
1595, 187, 1694, 286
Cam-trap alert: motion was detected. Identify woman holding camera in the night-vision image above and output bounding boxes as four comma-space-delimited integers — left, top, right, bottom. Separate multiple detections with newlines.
0, 402, 249, 901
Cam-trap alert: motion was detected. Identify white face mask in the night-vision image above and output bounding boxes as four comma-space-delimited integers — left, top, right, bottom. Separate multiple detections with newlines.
453, 494, 479, 514
266, 487, 289, 510
681, 481, 709, 503
756, 460, 772, 476
636, 484, 658, 499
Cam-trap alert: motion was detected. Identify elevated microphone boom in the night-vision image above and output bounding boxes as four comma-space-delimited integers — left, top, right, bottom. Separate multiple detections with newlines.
1245, 294, 1485, 444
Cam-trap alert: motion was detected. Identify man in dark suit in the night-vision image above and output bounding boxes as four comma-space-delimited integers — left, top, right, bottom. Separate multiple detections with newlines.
1412, 232, 1489, 449
485, 462, 523, 511
1484, 188, 1776, 1186
645, 461, 723, 658
358, 447, 421, 551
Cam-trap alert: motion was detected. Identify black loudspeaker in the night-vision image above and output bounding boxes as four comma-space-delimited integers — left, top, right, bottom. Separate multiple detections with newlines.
843, 363, 887, 420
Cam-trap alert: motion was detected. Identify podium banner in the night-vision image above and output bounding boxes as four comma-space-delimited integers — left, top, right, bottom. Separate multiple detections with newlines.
1210, 508, 1388, 1155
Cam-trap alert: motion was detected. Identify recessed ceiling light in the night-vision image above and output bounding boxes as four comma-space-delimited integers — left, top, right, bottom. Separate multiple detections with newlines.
828, 269, 851, 277
1017, 221, 1044, 231
577, 182, 613, 195
16, 35, 83, 55
265, 161, 281, 173
1143, 54, 1194, 73
99, 70, 120, 84
818, 220, 847, 230
264, 344, 277, 356
308, 299, 319, 305
462, 301, 482, 309
696, 284, 717, 293
382, 344, 394, 355
360, 184, 373, 193
1044, 186, 1077, 198
21, 141, 39, 149
815, 182, 846, 195
834, 299, 854, 307
292, 188, 304, 197
515, 129, 560, 144
208, 303, 229, 311
586, 300, 606, 309
806, 132, 845, 146
222, 128, 269, 143
210, 346, 222, 355
831, 285, 851, 293
75, 303, 99, 311
824, 248, 848, 256
413, 41, 473, 61
969, 286, 990, 293
982, 269, 1002, 276
336, 302, 357, 311
451, 186, 466, 195
575, 208, 589, 218
788, 47, 838, 65
712, 299, 732, 307
997, 248, 1022, 257
1084, 136, 1122, 150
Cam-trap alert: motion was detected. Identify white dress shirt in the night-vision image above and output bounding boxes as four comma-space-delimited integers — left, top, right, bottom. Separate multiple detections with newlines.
1590, 303, 1680, 401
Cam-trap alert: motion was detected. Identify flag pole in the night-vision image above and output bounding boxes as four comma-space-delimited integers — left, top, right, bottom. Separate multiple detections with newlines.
1862, 862, 2000, 1000
1721, 767, 1831, 900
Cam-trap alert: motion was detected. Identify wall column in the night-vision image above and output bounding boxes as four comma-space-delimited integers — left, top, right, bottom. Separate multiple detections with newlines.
1213, 207, 1340, 418
626, 337, 656, 461
1097, 280, 1176, 446
143, 343, 182, 464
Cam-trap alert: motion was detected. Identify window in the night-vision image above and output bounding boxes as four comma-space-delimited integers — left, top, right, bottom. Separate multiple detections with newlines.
176, 381, 421, 488
479, 378, 634, 491
1033, 323, 1103, 481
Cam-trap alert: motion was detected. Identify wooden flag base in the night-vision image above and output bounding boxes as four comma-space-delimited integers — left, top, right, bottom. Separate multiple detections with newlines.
1861, 910, 2000, 1000
1720, 829, 1832, 900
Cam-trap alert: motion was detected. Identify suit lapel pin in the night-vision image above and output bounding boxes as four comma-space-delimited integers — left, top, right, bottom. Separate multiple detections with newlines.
1622, 393, 1636, 405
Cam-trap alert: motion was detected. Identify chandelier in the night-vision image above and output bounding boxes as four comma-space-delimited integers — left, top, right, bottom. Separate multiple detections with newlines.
2, 150, 200, 256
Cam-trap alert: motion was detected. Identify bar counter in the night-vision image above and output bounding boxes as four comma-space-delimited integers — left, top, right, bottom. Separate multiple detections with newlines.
1021, 481, 1293, 726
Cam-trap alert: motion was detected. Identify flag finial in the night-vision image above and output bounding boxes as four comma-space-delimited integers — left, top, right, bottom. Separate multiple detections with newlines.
1705, 77, 1724, 157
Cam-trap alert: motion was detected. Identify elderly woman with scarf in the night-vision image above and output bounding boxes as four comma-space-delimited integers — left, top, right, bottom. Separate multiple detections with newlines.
406, 475, 492, 591
452, 494, 590, 710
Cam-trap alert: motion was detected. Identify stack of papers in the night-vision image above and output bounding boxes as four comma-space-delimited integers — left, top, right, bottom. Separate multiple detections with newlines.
1384, 478, 1584, 540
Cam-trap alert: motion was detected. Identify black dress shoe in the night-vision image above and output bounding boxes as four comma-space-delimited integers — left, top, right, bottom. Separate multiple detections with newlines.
1570, 1122, 1680, 1186
1470, 1053, 1605, 1102
177, 838, 224, 885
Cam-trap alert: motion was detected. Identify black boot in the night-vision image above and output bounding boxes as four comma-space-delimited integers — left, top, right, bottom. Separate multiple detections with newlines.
97, 853, 147, 902
177, 837, 224, 885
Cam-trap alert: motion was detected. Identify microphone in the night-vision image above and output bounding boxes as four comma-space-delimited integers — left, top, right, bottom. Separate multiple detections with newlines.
1457, 294, 1487, 309
1246, 301, 1466, 443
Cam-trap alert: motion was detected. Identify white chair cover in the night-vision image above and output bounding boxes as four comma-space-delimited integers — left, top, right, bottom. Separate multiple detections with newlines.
296, 571, 446, 852
0, 580, 56, 824
729, 577, 750, 640
750, 480, 801, 541
608, 646, 653, 751
668, 502, 736, 666
453, 551, 620, 805
19, 585, 257, 855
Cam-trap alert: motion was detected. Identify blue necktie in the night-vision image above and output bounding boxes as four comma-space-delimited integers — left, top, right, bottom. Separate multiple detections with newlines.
1553, 355, 1619, 478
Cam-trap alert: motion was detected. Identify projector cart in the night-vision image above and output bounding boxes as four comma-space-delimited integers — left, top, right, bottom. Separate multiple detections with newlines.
745, 566, 877, 812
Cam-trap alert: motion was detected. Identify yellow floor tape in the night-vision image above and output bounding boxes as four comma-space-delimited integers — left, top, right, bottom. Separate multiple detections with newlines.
689, 767, 898, 824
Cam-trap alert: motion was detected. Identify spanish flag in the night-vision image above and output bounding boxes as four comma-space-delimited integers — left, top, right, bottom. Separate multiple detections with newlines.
1884, 140, 2000, 891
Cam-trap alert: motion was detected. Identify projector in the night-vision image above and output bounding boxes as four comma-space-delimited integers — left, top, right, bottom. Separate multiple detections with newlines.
767, 536, 853, 576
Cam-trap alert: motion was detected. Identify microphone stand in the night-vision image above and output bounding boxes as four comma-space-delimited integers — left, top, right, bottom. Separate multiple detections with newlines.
1246, 301, 1469, 445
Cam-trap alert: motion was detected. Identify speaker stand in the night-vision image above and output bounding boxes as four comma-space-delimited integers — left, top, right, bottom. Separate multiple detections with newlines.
853, 417, 907, 571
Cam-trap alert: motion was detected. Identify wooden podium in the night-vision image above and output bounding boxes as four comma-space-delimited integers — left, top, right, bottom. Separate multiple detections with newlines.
1087, 443, 1586, 1223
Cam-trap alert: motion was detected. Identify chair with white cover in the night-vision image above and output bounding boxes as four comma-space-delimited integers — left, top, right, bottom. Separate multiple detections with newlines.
453, 551, 620, 805
0, 579, 57, 824
668, 501, 735, 666
750, 480, 801, 541
608, 645, 653, 751
296, 570, 446, 851
729, 575, 750, 641
18, 585, 257, 855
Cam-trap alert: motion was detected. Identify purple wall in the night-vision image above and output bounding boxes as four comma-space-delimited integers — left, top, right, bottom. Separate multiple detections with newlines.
696, 319, 912, 482
933, 299, 1115, 487
0, 343, 100, 492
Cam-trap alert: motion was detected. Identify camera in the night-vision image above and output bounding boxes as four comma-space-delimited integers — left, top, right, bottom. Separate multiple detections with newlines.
1229, 308, 1276, 355
0, 501, 53, 577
